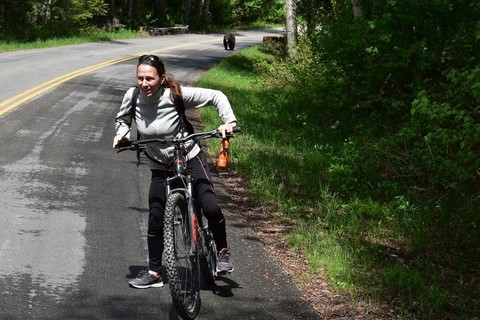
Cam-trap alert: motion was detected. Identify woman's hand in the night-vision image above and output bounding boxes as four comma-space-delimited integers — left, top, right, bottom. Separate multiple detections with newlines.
113, 135, 129, 148
218, 122, 237, 138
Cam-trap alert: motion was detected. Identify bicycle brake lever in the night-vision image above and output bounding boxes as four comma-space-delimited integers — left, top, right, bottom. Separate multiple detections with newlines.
116, 141, 145, 153
116, 146, 132, 153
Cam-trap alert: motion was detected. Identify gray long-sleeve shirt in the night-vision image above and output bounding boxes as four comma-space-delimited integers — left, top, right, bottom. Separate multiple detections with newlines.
115, 86, 237, 170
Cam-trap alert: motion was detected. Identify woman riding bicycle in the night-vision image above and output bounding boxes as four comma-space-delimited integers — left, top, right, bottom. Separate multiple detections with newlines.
113, 54, 237, 289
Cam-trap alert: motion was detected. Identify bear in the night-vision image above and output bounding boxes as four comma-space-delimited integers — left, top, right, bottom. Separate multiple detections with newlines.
223, 33, 236, 51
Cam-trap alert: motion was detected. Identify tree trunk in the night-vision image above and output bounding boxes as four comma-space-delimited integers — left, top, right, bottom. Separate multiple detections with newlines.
3, 0, 13, 27
305, 0, 318, 35
351, 0, 363, 17
42, 0, 53, 22
128, 0, 134, 20
203, 0, 210, 19
322, 0, 335, 20
108, 0, 115, 27
286, 0, 298, 50
183, 0, 191, 25
191, 0, 203, 28
156, 0, 167, 26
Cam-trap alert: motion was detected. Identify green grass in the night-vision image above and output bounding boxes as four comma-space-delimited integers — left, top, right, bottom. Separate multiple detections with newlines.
196, 46, 480, 319
0, 29, 146, 52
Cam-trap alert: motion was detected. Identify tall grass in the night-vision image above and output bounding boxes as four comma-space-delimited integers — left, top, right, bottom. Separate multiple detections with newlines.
196, 46, 480, 319
0, 30, 144, 52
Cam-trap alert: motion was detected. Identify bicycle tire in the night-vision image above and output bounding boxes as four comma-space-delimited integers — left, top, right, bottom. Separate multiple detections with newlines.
164, 192, 201, 319
198, 214, 217, 286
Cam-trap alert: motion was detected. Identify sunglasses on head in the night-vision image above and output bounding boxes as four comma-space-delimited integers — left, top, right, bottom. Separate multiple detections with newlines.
138, 54, 160, 64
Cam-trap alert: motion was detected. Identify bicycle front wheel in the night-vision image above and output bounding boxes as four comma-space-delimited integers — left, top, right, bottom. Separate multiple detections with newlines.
164, 192, 201, 319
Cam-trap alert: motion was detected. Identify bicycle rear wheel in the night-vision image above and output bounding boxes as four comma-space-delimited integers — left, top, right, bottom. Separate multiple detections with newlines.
164, 192, 201, 319
198, 214, 217, 286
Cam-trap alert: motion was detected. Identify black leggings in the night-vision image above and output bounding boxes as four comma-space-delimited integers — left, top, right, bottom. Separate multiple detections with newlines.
147, 150, 228, 273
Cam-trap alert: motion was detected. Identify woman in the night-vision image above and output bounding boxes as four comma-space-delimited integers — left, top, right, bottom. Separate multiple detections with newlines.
114, 54, 237, 289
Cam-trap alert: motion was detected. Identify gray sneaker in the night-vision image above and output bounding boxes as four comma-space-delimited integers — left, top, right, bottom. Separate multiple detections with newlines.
129, 269, 164, 289
216, 248, 234, 273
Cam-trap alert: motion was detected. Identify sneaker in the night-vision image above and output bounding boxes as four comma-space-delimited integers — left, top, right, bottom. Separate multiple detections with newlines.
129, 269, 164, 289
216, 248, 234, 273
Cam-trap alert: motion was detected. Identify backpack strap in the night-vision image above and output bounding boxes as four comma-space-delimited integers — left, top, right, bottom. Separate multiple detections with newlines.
130, 86, 140, 119
172, 92, 195, 134
130, 87, 141, 165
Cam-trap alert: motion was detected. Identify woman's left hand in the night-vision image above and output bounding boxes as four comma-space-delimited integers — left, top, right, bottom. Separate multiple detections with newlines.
218, 122, 237, 138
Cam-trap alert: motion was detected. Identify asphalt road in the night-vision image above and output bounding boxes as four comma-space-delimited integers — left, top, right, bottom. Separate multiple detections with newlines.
0, 30, 320, 319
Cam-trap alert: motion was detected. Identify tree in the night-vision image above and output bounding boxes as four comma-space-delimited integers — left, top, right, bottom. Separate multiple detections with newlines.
351, 0, 363, 17
296, 0, 334, 35
69, 0, 108, 29
185, 0, 212, 29
155, 0, 167, 26
1, 0, 37, 40
183, 0, 191, 25
107, 0, 115, 27
127, 0, 134, 20
286, 0, 297, 50
0, 0, 285, 40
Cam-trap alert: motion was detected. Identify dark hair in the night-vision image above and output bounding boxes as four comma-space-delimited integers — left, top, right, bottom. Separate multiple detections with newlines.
137, 55, 182, 97
138, 55, 165, 75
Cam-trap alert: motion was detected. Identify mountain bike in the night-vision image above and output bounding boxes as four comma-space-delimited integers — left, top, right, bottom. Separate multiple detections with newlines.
117, 128, 239, 320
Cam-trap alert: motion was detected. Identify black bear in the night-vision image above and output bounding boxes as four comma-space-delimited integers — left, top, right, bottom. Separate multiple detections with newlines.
223, 33, 236, 51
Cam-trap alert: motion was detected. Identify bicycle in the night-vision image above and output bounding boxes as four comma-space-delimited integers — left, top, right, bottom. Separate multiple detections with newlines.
117, 128, 240, 319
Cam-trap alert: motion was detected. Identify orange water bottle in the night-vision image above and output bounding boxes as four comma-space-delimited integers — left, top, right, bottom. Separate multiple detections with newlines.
217, 138, 230, 168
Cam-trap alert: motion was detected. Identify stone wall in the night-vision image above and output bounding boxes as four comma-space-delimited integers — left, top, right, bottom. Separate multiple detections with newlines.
140, 25, 189, 36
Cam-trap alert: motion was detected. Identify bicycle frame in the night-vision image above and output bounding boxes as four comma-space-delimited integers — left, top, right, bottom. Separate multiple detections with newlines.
117, 128, 240, 319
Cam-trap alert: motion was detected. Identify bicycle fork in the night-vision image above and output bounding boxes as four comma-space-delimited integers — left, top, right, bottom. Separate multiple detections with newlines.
186, 176, 199, 255
166, 175, 198, 257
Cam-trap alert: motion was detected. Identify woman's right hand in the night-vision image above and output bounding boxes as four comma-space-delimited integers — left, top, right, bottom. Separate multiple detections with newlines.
218, 122, 237, 138
113, 135, 129, 148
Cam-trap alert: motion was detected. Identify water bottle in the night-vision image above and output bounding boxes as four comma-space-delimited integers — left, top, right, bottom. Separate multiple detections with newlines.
217, 138, 230, 168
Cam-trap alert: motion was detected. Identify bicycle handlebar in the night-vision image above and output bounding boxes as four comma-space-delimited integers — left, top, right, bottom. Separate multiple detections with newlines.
116, 127, 241, 153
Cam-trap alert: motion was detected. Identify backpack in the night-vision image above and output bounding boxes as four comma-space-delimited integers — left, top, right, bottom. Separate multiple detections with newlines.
129, 86, 195, 164
130, 86, 194, 134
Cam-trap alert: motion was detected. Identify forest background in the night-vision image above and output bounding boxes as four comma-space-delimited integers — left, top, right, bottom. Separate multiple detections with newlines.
1, 1, 479, 319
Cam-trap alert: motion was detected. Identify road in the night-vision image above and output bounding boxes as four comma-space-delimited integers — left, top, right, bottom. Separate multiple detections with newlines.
0, 30, 319, 319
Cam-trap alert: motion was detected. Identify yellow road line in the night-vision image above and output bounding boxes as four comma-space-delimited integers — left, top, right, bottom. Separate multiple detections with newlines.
0, 38, 218, 117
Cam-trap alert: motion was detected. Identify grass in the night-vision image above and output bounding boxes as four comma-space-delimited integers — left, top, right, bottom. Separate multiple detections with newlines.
0, 29, 146, 52
196, 46, 480, 319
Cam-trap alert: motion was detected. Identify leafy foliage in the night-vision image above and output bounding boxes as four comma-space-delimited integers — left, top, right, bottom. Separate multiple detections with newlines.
0, 0, 284, 41
300, 0, 480, 203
